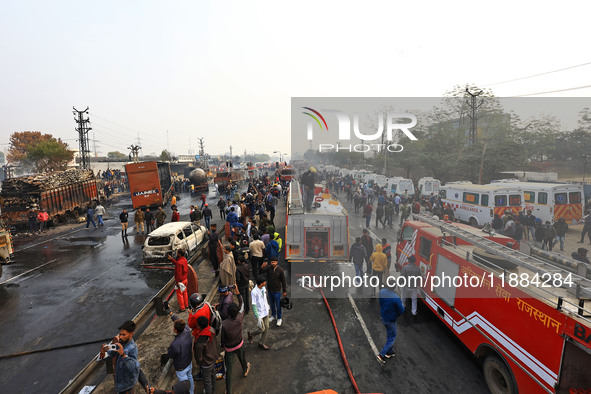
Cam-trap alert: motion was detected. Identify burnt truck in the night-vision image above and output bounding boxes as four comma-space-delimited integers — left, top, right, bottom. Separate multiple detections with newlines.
0, 169, 98, 230
126, 161, 173, 210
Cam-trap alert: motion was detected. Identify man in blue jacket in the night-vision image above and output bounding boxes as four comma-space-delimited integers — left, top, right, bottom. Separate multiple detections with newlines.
166, 313, 194, 394
377, 288, 405, 363
99, 320, 140, 394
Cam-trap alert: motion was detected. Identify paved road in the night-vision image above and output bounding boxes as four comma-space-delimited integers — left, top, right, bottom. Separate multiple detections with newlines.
223, 191, 490, 394
0, 189, 230, 393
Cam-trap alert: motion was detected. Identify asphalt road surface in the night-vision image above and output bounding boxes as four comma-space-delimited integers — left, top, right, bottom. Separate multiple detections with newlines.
224, 191, 490, 394
0, 189, 230, 393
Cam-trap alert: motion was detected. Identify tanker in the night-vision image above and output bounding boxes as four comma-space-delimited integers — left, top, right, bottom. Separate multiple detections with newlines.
189, 168, 209, 193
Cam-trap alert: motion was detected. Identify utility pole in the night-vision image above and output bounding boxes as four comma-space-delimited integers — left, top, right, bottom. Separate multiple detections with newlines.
92, 132, 98, 157
73, 107, 92, 169
229, 145, 233, 158
136, 132, 142, 159
197, 138, 206, 168
128, 144, 141, 163
466, 88, 483, 145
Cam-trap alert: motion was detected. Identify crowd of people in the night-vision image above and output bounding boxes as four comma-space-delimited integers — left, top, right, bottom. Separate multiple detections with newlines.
100, 171, 293, 394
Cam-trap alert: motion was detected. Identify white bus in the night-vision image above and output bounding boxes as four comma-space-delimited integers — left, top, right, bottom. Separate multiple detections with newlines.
417, 177, 441, 198
440, 184, 524, 227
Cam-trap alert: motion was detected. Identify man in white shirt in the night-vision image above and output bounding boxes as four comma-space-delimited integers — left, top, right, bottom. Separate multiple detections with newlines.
248, 278, 270, 350
249, 234, 265, 279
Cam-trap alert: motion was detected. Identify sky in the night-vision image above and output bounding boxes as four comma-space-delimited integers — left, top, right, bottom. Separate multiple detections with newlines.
1, 0, 591, 159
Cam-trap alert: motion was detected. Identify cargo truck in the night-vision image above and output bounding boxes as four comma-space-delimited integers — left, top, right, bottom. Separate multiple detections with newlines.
0, 169, 98, 230
126, 161, 173, 210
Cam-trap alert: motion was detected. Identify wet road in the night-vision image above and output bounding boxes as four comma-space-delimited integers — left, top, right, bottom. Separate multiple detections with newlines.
228, 191, 489, 394
0, 189, 228, 393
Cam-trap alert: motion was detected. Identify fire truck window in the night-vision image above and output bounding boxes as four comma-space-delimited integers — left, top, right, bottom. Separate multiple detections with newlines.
538, 192, 548, 204
494, 195, 507, 207
419, 237, 432, 259
524, 191, 535, 203
554, 193, 567, 205
463, 192, 479, 204
480, 194, 489, 207
440, 190, 447, 199
434, 254, 459, 307
509, 195, 521, 206
401, 226, 414, 241
569, 192, 581, 204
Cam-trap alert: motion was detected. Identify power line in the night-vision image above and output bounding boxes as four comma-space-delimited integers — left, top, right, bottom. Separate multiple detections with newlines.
512, 83, 591, 97
482, 61, 591, 87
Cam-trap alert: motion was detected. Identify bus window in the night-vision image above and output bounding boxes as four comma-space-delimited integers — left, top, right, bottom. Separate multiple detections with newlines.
494, 195, 507, 207
480, 194, 489, 207
569, 192, 581, 204
440, 190, 447, 199
463, 192, 479, 204
555, 193, 567, 205
524, 191, 535, 203
538, 192, 548, 204
419, 237, 432, 259
509, 195, 521, 206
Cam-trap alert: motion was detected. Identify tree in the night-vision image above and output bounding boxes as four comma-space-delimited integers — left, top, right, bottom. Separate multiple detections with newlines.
27, 139, 74, 173
160, 150, 172, 162
8, 131, 54, 163
107, 151, 128, 160
8, 131, 73, 172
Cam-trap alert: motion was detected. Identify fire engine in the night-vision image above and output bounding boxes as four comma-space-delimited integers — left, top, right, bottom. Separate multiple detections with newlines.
396, 214, 591, 394
285, 180, 349, 262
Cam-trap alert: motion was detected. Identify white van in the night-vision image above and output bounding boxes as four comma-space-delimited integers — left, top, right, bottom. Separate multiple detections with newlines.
385, 177, 415, 198
440, 184, 523, 227
143, 221, 207, 262
417, 177, 441, 198
508, 182, 584, 224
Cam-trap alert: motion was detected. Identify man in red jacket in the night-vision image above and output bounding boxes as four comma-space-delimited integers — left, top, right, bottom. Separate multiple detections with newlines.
168, 249, 189, 312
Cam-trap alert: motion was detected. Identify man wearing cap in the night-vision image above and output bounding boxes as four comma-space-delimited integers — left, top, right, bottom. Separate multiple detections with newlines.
216, 285, 234, 320
202, 203, 212, 229
400, 255, 422, 318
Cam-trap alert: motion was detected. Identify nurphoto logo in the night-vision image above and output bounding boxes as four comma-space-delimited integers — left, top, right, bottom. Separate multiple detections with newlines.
302, 107, 418, 153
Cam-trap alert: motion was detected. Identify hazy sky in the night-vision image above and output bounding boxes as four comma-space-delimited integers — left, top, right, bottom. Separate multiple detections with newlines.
1, 1, 590, 159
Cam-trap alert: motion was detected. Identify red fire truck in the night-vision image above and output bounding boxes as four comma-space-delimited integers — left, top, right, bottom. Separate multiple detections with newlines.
396, 214, 591, 394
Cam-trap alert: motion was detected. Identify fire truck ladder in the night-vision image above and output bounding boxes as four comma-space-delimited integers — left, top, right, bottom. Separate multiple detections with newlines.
414, 213, 591, 316
288, 180, 305, 214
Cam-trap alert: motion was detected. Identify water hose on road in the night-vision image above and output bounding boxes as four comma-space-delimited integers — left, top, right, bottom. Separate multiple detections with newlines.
319, 288, 361, 394
0, 338, 112, 360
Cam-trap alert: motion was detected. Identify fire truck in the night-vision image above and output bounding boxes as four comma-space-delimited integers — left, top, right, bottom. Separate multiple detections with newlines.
285, 180, 349, 262
396, 214, 591, 394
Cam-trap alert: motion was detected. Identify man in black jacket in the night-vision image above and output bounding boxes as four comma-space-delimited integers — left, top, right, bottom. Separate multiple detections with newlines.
259, 257, 287, 327
208, 224, 220, 276
119, 209, 129, 237
144, 208, 154, 234
166, 313, 194, 394
349, 237, 367, 277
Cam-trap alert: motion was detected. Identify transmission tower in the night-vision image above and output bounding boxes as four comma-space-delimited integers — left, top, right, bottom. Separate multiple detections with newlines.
466, 88, 484, 145
73, 107, 92, 169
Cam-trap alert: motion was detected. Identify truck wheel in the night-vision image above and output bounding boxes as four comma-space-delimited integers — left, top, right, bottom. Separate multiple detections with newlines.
469, 217, 478, 227
483, 355, 516, 394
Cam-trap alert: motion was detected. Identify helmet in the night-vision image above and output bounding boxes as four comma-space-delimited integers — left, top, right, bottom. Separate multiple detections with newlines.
280, 296, 293, 310
189, 293, 205, 309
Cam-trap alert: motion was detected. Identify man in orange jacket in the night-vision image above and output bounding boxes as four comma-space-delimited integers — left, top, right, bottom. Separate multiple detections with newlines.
168, 249, 189, 312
